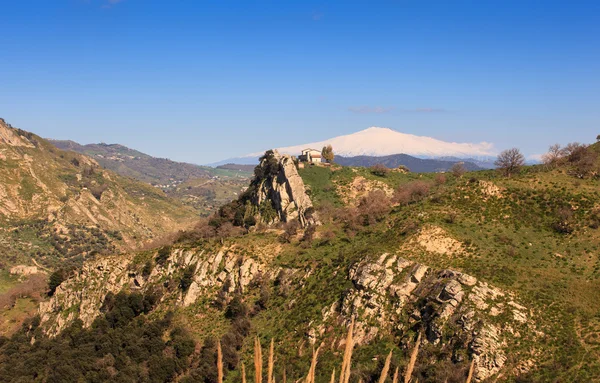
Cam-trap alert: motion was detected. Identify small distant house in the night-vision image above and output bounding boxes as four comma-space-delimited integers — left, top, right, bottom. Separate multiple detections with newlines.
299, 148, 322, 164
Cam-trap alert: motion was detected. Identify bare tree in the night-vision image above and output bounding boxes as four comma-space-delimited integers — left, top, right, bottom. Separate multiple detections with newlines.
541, 144, 566, 167
450, 162, 466, 178
321, 145, 334, 163
495, 148, 525, 177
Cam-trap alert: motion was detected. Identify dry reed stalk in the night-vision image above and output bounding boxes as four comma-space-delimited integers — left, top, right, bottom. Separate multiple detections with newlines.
403, 332, 421, 383
255, 337, 263, 383
306, 347, 320, 383
217, 340, 223, 383
392, 366, 399, 383
465, 359, 475, 383
339, 318, 355, 383
268, 339, 275, 383
242, 363, 247, 383
283, 367, 287, 383
330, 369, 336, 383
378, 350, 393, 383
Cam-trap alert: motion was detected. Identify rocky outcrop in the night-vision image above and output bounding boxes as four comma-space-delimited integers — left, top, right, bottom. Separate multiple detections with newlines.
38, 245, 272, 336
338, 253, 534, 382
39, 241, 534, 381
0, 118, 35, 148
252, 150, 318, 227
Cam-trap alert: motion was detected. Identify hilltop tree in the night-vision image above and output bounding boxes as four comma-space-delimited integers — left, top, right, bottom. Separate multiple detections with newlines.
495, 148, 525, 177
450, 162, 466, 178
322, 145, 334, 163
541, 144, 566, 168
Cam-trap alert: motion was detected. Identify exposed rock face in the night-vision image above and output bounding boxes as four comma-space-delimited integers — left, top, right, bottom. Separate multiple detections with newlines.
38, 246, 272, 336
0, 118, 35, 148
39, 243, 534, 382
253, 150, 318, 227
339, 253, 534, 382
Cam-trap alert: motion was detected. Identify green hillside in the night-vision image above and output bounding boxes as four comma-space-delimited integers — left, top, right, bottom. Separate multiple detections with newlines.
2, 144, 600, 382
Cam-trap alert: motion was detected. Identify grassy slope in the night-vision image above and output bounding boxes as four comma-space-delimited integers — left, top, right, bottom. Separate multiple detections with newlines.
132, 163, 600, 381
6, 157, 600, 381
0, 124, 198, 269
294, 164, 600, 380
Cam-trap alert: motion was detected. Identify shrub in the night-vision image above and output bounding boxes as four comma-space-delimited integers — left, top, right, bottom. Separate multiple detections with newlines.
48, 269, 68, 296
142, 260, 154, 278
370, 164, 390, 177
434, 173, 447, 185
393, 181, 431, 205
552, 207, 574, 234
450, 163, 466, 178
155, 246, 171, 266
357, 190, 392, 225
179, 264, 196, 292
280, 220, 300, 243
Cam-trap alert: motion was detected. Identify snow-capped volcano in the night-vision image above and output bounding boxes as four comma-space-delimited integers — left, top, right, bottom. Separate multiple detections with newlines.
209, 127, 496, 166
249, 127, 495, 158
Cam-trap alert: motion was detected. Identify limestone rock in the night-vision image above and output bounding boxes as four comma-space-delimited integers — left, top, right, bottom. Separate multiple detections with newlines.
253, 150, 319, 227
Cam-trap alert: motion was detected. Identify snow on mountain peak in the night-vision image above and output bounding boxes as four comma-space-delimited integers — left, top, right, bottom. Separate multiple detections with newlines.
247, 127, 495, 159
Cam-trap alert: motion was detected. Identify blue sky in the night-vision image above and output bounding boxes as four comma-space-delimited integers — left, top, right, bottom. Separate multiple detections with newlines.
1, 0, 599, 164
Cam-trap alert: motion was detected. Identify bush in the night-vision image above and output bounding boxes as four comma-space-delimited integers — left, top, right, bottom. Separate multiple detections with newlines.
156, 246, 171, 266
450, 163, 466, 178
280, 220, 300, 243
179, 264, 196, 292
357, 190, 392, 225
434, 173, 447, 185
48, 269, 68, 296
370, 164, 390, 177
552, 207, 574, 234
393, 181, 431, 205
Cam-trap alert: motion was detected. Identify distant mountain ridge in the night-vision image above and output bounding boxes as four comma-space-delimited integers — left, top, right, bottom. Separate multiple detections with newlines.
50, 139, 252, 216
335, 154, 484, 172
50, 140, 251, 187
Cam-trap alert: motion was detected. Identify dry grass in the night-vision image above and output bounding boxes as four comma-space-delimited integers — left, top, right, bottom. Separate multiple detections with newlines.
255, 336, 263, 383
217, 340, 223, 383
237, 325, 473, 383
465, 359, 475, 383
404, 332, 421, 383
339, 318, 355, 383
268, 339, 275, 383
392, 366, 399, 383
306, 347, 320, 383
378, 350, 392, 383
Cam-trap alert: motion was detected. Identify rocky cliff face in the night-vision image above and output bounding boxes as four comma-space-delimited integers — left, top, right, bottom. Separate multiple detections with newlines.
251, 150, 318, 227
39, 243, 535, 381
336, 253, 535, 381
39, 245, 275, 336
